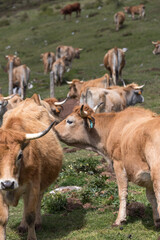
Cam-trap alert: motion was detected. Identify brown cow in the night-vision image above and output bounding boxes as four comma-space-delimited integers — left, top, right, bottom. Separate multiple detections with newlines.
114, 11, 125, 31
0, 96, 63, 240
61, 2, 81, 20
152, 41, 160, 55
67, 73, 112, 99
40, 52, 55, 74
55, 105, 160, 228
5, 55, 30, 99
103, 47, 128, 86
124, 4, 145, 20
80, 83, 144, 112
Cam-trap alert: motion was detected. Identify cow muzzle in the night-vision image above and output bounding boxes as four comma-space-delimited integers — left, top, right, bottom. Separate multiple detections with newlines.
0, 180, 18, 191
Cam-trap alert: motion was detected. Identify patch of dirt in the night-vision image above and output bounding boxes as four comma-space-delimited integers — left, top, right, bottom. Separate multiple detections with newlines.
139, 67, 160, 73
63, 147, 80, 153
66, 197, 83, 211
127, 202, 146, 218
59, 98, 79, 120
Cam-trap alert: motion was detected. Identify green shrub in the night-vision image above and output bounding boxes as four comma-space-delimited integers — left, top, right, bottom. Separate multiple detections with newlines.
42, 192, 67, 213
0, 19, 10, 27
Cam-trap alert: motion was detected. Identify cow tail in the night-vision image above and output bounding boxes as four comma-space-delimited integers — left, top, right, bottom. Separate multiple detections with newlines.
57, 47, 61, 58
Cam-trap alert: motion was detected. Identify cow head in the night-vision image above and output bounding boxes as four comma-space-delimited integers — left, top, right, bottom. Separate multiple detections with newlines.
74, 48, 83, 59
67, 79, 84, 98
124, 83, 144, 106
152, 41, 160, 55
0, 122, 55, 191
55, 105, 95, 147
44, 98, 67, 117
123, 7, 130, 13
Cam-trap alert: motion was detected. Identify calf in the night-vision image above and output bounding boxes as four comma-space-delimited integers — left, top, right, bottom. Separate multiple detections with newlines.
114, 11, 125, 31
152, 41, 160, 55
40, 52, 55, 74
0, 96, 63, 240
80, 83, 144, 113
124, 4, 145, 20
55, 104, 160, 228
103, 47, 127, 86
67, 73, 111, 99
61, 2, 81, 20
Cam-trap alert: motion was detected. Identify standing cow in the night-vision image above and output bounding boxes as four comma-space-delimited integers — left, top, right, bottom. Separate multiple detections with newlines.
0, 96, 63, 240
103, 47, 128, 86
152, 41, 160, 55
55, 105, 160, 228
56, 45, 83, 71
124, 4, 145, 20
5, 55, 30, 99
40, 52, 55, 74
114, 11, 125, 31
61, 2, 81, 20
80, 83, 144, 113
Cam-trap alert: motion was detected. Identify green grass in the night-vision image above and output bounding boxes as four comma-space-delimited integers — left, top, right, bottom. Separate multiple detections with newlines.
1, 0, 160, 239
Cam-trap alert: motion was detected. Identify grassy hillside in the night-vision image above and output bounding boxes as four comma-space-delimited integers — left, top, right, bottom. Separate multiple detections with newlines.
1, 0, 160, 239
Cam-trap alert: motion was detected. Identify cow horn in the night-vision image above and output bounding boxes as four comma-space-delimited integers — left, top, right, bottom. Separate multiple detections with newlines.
135, 84, 145, 89
79, 48, 83, 51
93, 102, 104, 112
152, 41, 158, 45
54, 98, 67, 106
25, 121, 56, 140
80, 105, 88, 117
66, 81, 73, 84
80, 80, 84, 83
3, 94, 16, 100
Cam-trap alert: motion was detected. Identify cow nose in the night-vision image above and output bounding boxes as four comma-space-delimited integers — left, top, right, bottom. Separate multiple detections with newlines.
1, 180, 14, 190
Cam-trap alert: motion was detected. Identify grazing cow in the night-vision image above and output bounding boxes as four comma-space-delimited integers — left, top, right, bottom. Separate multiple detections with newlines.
5, 55, 30, 99
0, 94, 22, 126
40, 52, 56, 74
61, 2, 81, 20
56, 45, 83, 70
67, 73, 112, 99
50, 56, 70, 86
103, 47, 128, 86
55, 104, 160, 228
152, 41, 160, 55
80, 83, 144, 113
124, 4, 145, 20
114, 12, 125, 31
0, 96, 63, 240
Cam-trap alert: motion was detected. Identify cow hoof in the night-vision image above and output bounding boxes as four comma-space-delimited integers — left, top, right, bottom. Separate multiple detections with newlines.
112, 220, 126, 227
18, 225, 28, 234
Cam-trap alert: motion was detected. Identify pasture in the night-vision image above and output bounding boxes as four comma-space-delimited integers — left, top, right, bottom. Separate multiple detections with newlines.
0, 0, 160, 239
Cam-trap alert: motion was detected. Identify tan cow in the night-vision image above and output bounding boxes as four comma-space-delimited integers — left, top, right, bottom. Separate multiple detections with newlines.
67, 73, 112, 99
50, 56, 70, 86
0, 96, 63, 240
61, 2, 81, 20
152, 41, 160, 55
103, 47, 128, 86
40, 52, 55, 74
114, 11, 125, 31
55, 105, 160, 228
124, 4, 145, 20
56, 45, 83, 70
80, 83, 144, 113
0, 94, 22, 126
5, 55, 30, 99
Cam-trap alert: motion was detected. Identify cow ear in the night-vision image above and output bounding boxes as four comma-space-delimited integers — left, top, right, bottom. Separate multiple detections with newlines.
86, 116, 95, 129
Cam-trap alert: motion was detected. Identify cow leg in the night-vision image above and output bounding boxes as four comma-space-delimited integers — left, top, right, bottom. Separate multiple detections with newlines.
23, 186, 40, 240
113, 161, 128, 226
0, 193, 9, 240
146, 187, 160, 227
151, 172, 160, 228
20, 78, 24, 100
35, 193, 44, 230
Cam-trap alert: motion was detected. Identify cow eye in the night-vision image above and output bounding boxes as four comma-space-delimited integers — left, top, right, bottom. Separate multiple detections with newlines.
17, 150, 23, 162
67, 119, 73, 124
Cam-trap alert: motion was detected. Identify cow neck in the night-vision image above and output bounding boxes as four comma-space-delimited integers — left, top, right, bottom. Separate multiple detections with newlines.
88, 112, 116, 154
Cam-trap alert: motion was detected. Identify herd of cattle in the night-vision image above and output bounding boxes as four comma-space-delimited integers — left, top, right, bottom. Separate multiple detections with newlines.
0, 2, 160, 240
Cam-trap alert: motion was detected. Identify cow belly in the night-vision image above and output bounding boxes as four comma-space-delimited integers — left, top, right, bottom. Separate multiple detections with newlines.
134, 170, 152, 188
